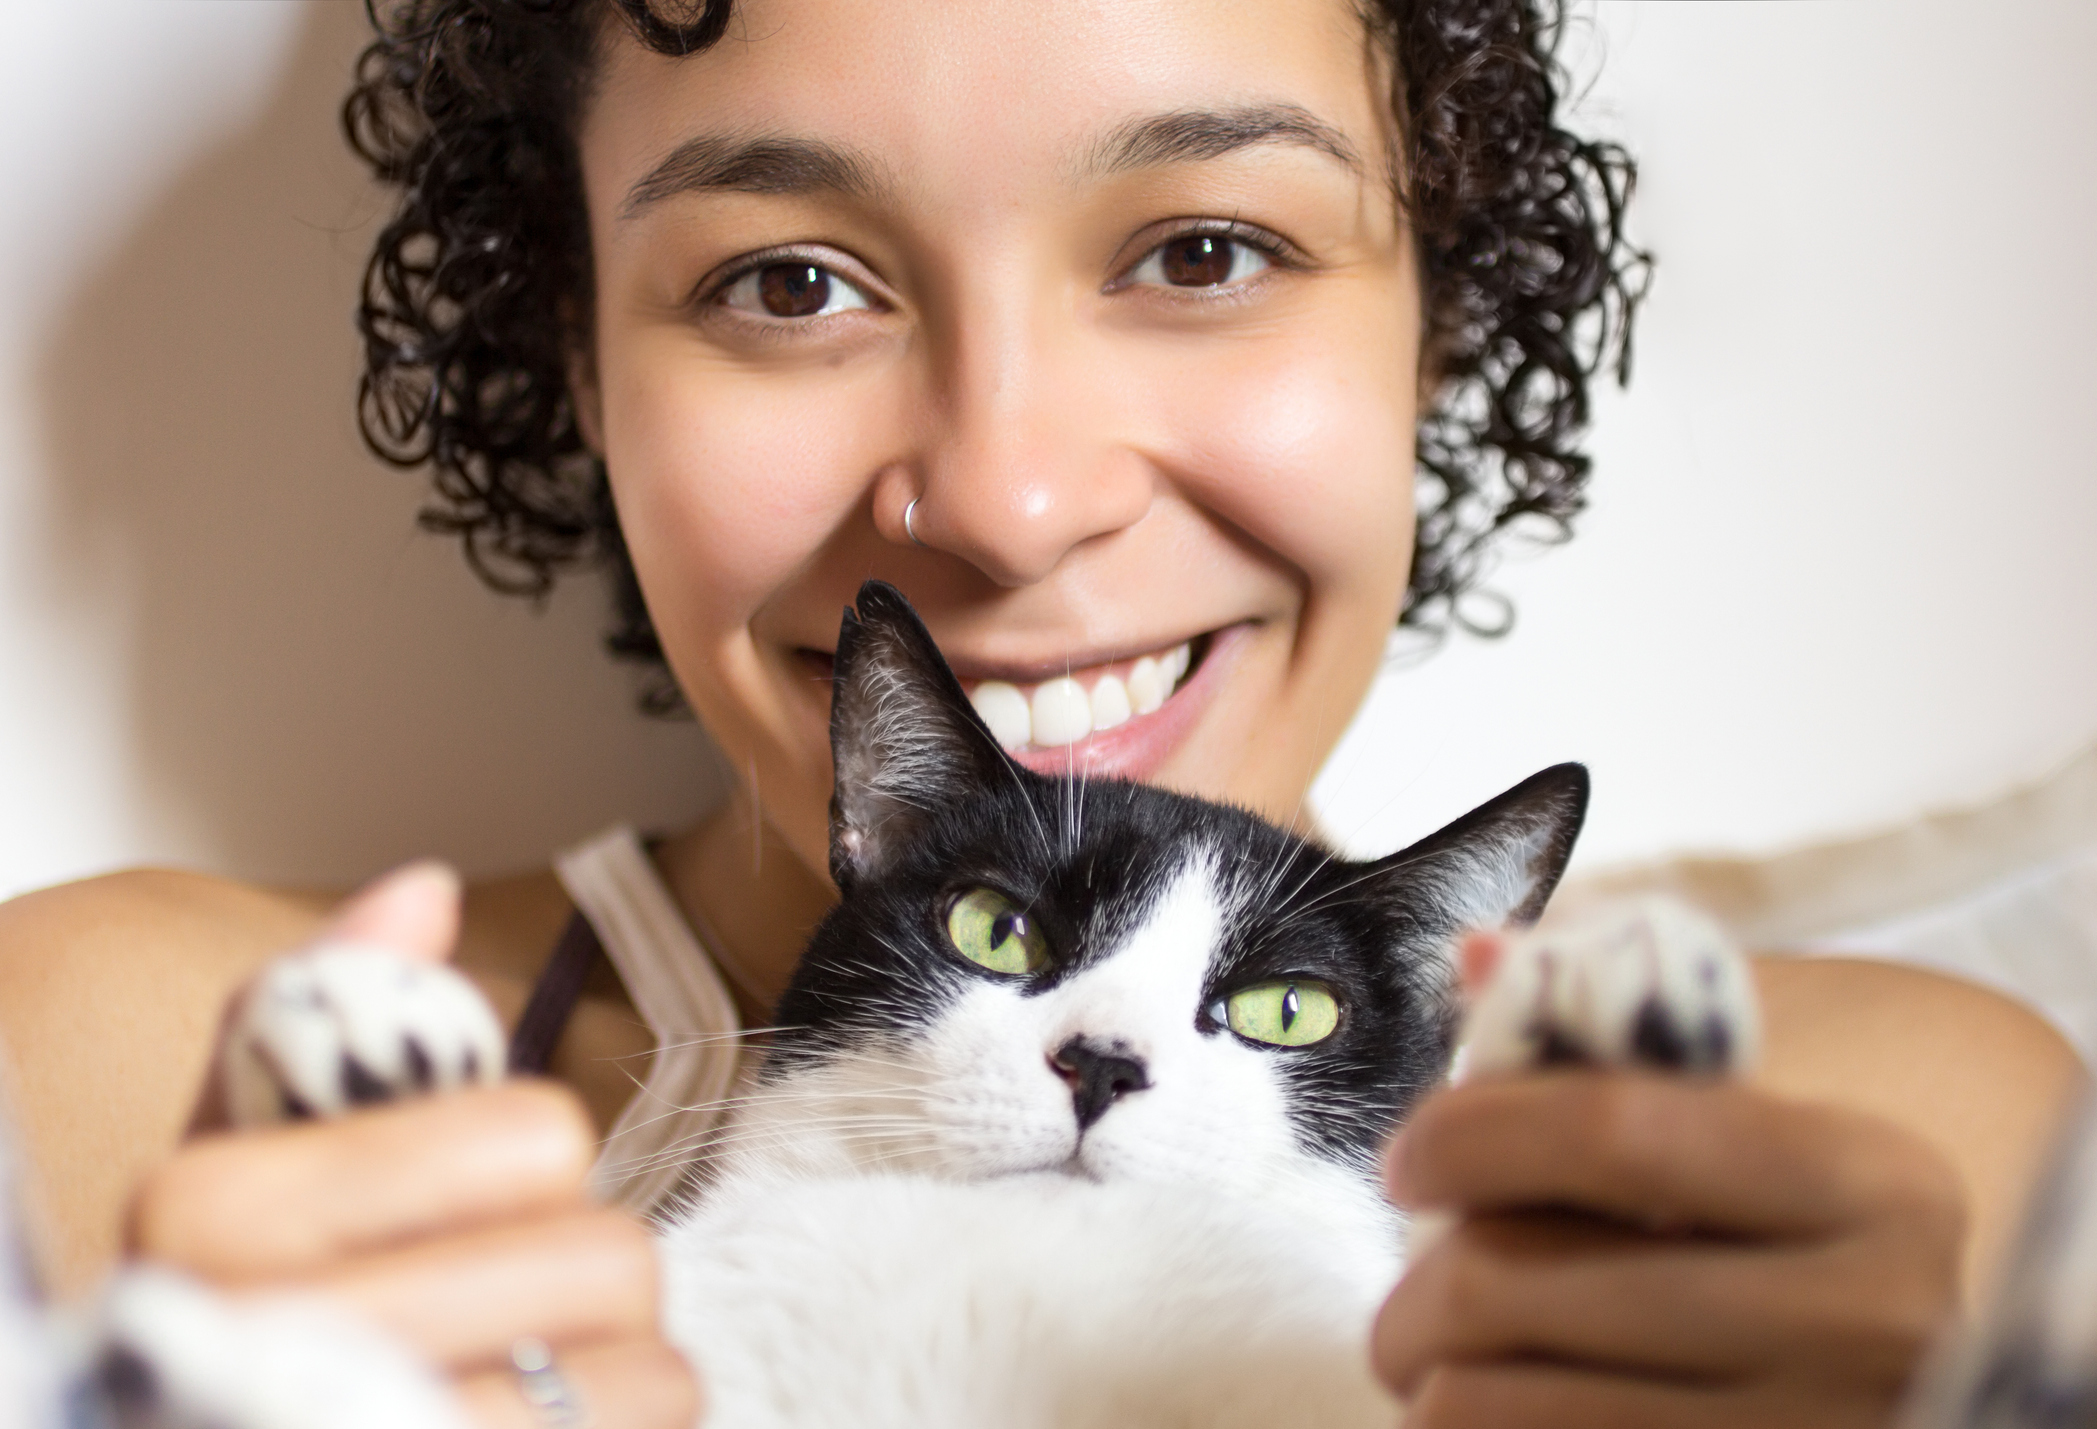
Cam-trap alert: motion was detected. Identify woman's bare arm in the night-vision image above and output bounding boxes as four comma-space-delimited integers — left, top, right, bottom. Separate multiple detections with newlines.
1755, 955, 2086, 1298
0, 869, 330, 1293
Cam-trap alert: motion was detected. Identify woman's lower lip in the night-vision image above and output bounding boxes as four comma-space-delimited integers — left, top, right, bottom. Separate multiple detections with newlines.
1004, 624, 1251, 783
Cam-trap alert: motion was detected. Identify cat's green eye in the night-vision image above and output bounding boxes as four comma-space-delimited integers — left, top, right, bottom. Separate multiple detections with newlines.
1217, 981, 1339, 1047
946, 888, 1050, 976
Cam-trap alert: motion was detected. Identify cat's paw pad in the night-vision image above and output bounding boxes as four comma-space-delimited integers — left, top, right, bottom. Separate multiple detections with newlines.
1457, 896, 1759, 1081
222, 943, 505, 1127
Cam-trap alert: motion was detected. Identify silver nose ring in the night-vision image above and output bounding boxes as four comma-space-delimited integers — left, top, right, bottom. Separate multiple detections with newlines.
903, 496, 927, 547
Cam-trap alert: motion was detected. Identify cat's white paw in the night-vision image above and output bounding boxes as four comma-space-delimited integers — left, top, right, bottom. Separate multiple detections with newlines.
89, 1267, 472, 1429
1457, 895, 1760, 1081
221, 942, 505, 1127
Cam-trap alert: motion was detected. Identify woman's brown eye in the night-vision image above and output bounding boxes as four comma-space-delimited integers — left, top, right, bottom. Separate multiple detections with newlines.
1126, 233, 1272, 291
718, 259, 873, 320
760, 264, 829, 316
1163, 236, 1234, 286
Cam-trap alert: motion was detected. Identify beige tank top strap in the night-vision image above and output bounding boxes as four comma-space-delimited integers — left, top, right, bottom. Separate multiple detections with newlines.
553, 825, 744, 1218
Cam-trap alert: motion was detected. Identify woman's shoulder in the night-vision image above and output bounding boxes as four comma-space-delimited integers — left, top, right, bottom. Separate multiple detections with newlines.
0, 866, 333, 982
0, 869, 338, 1090
0, 869, 347, 1071
1755, 953, 2082, 1100
1755, 953, 2087, 1291
0, 861, 580, 1005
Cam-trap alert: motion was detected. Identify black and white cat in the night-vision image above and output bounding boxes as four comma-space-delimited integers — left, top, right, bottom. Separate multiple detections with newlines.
651, 582, 1592, 1426
3, 581, 1779, 1429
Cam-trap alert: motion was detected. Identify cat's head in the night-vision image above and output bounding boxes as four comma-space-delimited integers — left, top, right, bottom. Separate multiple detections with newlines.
748, 581, 1587, 1192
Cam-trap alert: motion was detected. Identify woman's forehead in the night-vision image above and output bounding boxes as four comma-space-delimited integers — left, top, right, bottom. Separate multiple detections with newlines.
581, 0, 1392, 202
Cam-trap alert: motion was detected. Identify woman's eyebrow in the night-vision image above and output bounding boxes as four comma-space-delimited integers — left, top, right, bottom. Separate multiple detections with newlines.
619, 103, 1360, 221
621, 134, 890, 219
1083, 104, 1363, 178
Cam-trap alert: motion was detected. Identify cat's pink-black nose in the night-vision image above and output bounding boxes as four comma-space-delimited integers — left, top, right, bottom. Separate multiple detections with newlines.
1051, 1037, 1150, 1130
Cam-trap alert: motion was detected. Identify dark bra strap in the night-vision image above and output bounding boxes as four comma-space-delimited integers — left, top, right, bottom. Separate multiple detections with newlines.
509, 910, 604, 1075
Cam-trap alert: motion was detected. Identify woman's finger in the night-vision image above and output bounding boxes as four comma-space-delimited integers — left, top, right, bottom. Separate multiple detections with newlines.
1385, 1073, 1964, 1239
131, 1082, 594, 1280
301, 1206, 658, 1368
1374, 1209, 1945, 1396
455, 1337, 702, 1429
318, 859, 463, 964
1405, 1361, 1875, 1429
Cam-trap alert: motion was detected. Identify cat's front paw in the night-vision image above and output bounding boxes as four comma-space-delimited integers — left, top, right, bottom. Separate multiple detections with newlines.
222, 943, 505, 1127
90, 1267, 472, 1429
1458, 895, 1760, 1081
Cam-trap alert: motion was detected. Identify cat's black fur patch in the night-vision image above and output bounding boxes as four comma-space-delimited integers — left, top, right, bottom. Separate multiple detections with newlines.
340, 1055, 391, 1108
771, 581, 1590, 1171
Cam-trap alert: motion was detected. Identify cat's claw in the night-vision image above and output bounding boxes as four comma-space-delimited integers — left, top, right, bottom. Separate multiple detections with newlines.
1456, 895, 1760, 1083
222, 942, 505, 1127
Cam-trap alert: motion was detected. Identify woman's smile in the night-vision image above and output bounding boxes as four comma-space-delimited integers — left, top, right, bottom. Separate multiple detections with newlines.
578, 0, 1420, 868
797, 622, 1244, 781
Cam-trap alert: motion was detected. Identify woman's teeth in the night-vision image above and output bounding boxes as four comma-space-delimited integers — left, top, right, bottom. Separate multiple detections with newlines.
967, 643, 1193, 751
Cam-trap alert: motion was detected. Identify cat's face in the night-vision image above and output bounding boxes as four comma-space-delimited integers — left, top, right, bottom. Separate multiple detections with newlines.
738, 583, 1586, 1192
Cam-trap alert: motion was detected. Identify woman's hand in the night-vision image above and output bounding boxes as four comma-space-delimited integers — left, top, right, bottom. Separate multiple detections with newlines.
1372, 1071, 1965, 1428
125, 865, 702, 1429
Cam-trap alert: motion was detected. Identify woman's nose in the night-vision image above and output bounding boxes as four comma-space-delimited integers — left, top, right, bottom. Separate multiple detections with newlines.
878, 317, 1154, 588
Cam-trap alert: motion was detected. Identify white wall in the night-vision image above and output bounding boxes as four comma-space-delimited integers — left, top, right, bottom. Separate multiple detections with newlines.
1, 1, 2092, 898
0, 3, 730, 897
1316, 0, 2097, 867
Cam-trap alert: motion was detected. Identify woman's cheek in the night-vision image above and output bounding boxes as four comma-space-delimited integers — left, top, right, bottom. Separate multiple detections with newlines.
606, 342, 904, 644
1149, 324, 1417, 603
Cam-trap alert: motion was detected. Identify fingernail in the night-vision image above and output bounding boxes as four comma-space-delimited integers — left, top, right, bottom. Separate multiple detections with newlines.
320, 859, 461, 941
351, 859, 459, 906
376, 857, 460, 894
1457, 929, 1505, 997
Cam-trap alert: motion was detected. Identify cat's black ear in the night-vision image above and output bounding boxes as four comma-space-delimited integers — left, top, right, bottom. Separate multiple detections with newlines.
828, 580, 1018, 889
1371, 763, 1590, 933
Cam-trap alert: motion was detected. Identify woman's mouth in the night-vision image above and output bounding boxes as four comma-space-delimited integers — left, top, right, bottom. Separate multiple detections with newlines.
961, 640, 1199, 752
960, 625, 1248, 782
800, 623, 1252, 784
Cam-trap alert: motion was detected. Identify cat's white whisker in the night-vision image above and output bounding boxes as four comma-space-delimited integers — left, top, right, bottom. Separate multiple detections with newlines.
604, 1027, 793, 1059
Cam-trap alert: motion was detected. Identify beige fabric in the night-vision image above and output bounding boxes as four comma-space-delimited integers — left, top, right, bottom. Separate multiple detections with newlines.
1806, 846, 2097, 1058
1560, 743, 2097, 947
554, 826, 744, 1218
1560, 743, 2097, 1060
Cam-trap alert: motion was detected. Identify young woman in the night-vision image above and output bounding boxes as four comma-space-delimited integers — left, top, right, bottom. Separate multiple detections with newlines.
0, 0, 2080, 1425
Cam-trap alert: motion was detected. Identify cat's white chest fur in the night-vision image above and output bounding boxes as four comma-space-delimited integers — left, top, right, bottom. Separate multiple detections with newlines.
655, 858, 1413, 1427
660, 1171, 1403, 1429
648, 888, 1761, 1429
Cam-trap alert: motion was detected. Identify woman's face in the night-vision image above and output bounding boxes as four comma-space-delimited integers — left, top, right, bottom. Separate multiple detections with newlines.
577, 0, 1421, 874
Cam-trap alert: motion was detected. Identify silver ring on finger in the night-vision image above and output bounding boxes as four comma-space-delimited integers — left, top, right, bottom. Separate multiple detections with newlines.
511, 1337, 591, 1428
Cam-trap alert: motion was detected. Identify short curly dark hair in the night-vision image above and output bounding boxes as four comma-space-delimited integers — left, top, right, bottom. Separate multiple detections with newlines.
346, 0, 1647, 712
